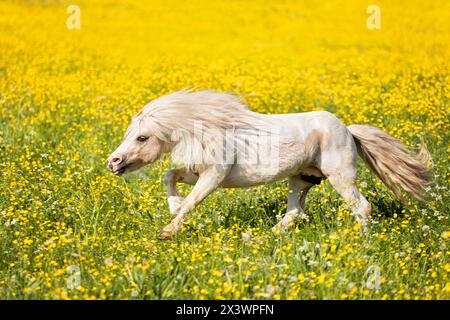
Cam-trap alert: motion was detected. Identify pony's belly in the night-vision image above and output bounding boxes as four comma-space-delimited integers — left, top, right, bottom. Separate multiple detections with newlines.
221, 174, 280, 188
220, 163, 299, 188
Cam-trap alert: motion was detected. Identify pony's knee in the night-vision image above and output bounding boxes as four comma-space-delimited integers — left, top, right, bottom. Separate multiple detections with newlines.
168, 196, 184, 215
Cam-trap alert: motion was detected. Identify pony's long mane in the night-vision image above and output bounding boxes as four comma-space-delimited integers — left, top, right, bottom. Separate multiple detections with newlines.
133, 89, 268, 170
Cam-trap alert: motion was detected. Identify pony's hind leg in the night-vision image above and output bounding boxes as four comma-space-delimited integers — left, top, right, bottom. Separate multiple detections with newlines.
272, 176, 312, 232
327, 170, 371, 226
319, 128, 372, 226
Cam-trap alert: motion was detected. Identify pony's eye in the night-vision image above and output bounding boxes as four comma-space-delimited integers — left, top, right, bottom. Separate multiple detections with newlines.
137, 136, 149, 142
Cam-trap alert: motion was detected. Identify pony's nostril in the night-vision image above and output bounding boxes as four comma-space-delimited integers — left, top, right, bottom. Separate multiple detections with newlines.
111, 157, 123, 165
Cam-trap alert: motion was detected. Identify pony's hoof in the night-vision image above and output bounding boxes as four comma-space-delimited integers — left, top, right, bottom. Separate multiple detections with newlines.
359, 220, 371, 235
158, 230, 174, 240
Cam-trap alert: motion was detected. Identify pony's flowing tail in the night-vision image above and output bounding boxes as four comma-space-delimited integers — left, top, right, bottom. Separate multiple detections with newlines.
347, 124, 433, 203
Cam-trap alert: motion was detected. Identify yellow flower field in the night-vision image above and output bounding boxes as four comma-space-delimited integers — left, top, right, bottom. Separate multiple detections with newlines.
0, 0, 449, 299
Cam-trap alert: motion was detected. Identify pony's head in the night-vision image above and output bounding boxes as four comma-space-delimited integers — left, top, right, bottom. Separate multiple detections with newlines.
107, 115, 168, 175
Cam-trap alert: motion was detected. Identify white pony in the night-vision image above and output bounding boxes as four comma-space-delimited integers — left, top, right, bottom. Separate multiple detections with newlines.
107, 89, 432, 240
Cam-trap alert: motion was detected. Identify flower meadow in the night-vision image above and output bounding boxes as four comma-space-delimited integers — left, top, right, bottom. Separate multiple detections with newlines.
0, 0, 449, 300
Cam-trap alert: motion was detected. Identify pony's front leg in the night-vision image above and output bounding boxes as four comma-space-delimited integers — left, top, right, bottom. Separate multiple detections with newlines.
158, 165, 231, 240
165, 168, 198, 216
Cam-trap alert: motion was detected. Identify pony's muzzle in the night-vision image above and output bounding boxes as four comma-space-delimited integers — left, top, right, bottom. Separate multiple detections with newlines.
106, 154, 127, 175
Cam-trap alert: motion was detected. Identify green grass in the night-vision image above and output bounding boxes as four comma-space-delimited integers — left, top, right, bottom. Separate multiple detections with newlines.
0, 0, 449, 300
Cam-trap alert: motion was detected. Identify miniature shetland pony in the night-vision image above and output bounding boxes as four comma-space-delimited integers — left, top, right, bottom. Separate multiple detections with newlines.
107, 90, 432, 239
